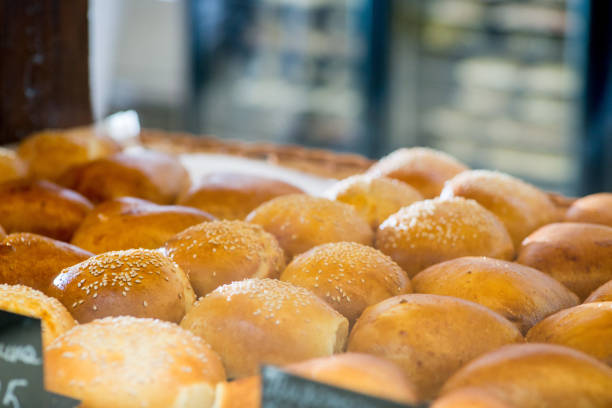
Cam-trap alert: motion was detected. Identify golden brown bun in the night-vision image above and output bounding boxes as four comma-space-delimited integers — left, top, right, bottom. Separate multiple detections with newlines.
325, 175, 423, 229
565, 193, 612, 227
180, 278, 349, 379
164, 220, 285, 296
0, 284, 75, 347
526, 302, 612, 365
585, 280, 612, 303
71, 197, 214, 253
517, 222, 612, 300
0, 179, 93, 241
440, 343, 612, 408
0, 147, 27, 183
440, 170, 560, 247
18, 127, 120, 181
432, 389, 514, 408
213, 377, 261, 408
375, 198, 514, 277
178, 172, 304, 220
58, 150, 190, 204
347, 294, 523, 400
246, 194, 373, 259
51, 249, 196, 324
46, 316, 226, 408
412, 257, 579, 334
0, 225, 5, 238
0, 233, 92, 295
367, 147, 468, 198
280, 242, 411, 326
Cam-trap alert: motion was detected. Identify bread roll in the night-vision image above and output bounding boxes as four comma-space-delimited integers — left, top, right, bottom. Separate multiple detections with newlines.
585, 280, 612, 303
71, 197, 213, 253
46, 316, 226, 408
526, 302, 612, 365
565, 193, 612, 227
412, 257, 579, 334
51, 249, 196, 323
325, 175, 423, 229
213, 377, 260, 408
440, 170, 560, 247
58, 150, 190, 204
432, 389, 513, 408
0, 284, 75, 347
0, 147, 27, 183
0, 179, 93, 241
164, 220, 285, 296
517, 222, 612, 300
180, 278, 349, 379
440, 343, 612, 408
0, 225, 5, 239
280, 242, 411, 325
375, 198, 514, 277
0, 233, 92, 295
246, 194, 373, 259
347, 294, 523, 399
179, 172, 304, 220
17, 127, 120, 181
366, 147, 468, 198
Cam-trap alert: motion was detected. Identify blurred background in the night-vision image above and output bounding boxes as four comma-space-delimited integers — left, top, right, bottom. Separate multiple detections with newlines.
89, 0, 612, 195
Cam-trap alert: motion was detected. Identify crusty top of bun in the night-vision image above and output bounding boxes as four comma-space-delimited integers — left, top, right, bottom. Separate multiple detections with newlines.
565, 192, 612, 227
0, 147, 27, 183
585, 280, 612, 303
46, 316, 226, 408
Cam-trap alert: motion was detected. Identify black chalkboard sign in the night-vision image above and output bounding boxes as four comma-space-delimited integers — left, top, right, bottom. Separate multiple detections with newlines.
0, 310, 79, 408
261, 365, 429, 408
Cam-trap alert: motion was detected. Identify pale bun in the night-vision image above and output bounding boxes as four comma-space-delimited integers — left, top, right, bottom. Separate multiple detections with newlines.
565, 193, 612, 227
0, 147, 27, 183
585, 280, 612, 303
213, 377, 260, 408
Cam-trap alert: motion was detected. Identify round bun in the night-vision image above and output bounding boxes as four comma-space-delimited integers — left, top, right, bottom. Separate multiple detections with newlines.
526, 302, 612, 365
347, 294, 523, 400
164, 220, 285, 297
517, 222, 612, 300
58, 150, 190, 204
412, 257, 579, 334
17, 127, 120, 181
0, 233, 92, 295
46, 316, 226, 408
440, 343, 612, 408
440, 170, 560, 246
180, 278, 349, 379
0, 147, 27, 183
179, 172, 304, 220
325, 175, 423, 229
565, 192, 612, 227
375, 197, 514, 277
586, 280, 612, 303
71, 197, 214, 253
280, 242, 411, 325
366, 147, 468, 198
246, 194, 373, 259
432, 389, 513, 408
0, 179, 93, 241
213, 377, 260, 408
0, 284, 75, 347
51, 248, 196, 323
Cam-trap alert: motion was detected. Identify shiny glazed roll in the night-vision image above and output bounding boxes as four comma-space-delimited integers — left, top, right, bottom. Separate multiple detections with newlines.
440, 343, 612, 408
0, 179, 93, 241
246, 194, 373, 259
51, 249, 196, 323
71, 197, 214, 253
517, 222, 612, 300
280, 242, 411, 325
324, 175, 423, 229
375, 197, 514, 277
180, 278, 349, 379
440, 170, 560, 246
585, 280, 612, 303
178, 172, 304, 220
412, 257, 579, 334
565, 192, 612, 227
0, 147, 27, 183
347, 294, 523, 400
46, 316, 226, 408
164, 220, 285, 296
366, 147, 468, 198
432, 389, 513, 408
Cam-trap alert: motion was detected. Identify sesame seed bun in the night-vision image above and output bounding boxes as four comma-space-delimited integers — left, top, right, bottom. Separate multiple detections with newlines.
246, 194, 373, 259
565, 193, 612, 227
280, 242, 411, 326
180, 278, 349, 379
375, 197, 514, 277
71, 197, 214, 254
432, 389, 513, 408
347, 294, 523, 400
45, 316, 226, 408
178, 173, 304, 220
585, 280, 612, 303
0, 147, 27, 183
164, 220, 285, 297
51, 249, 196, 323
